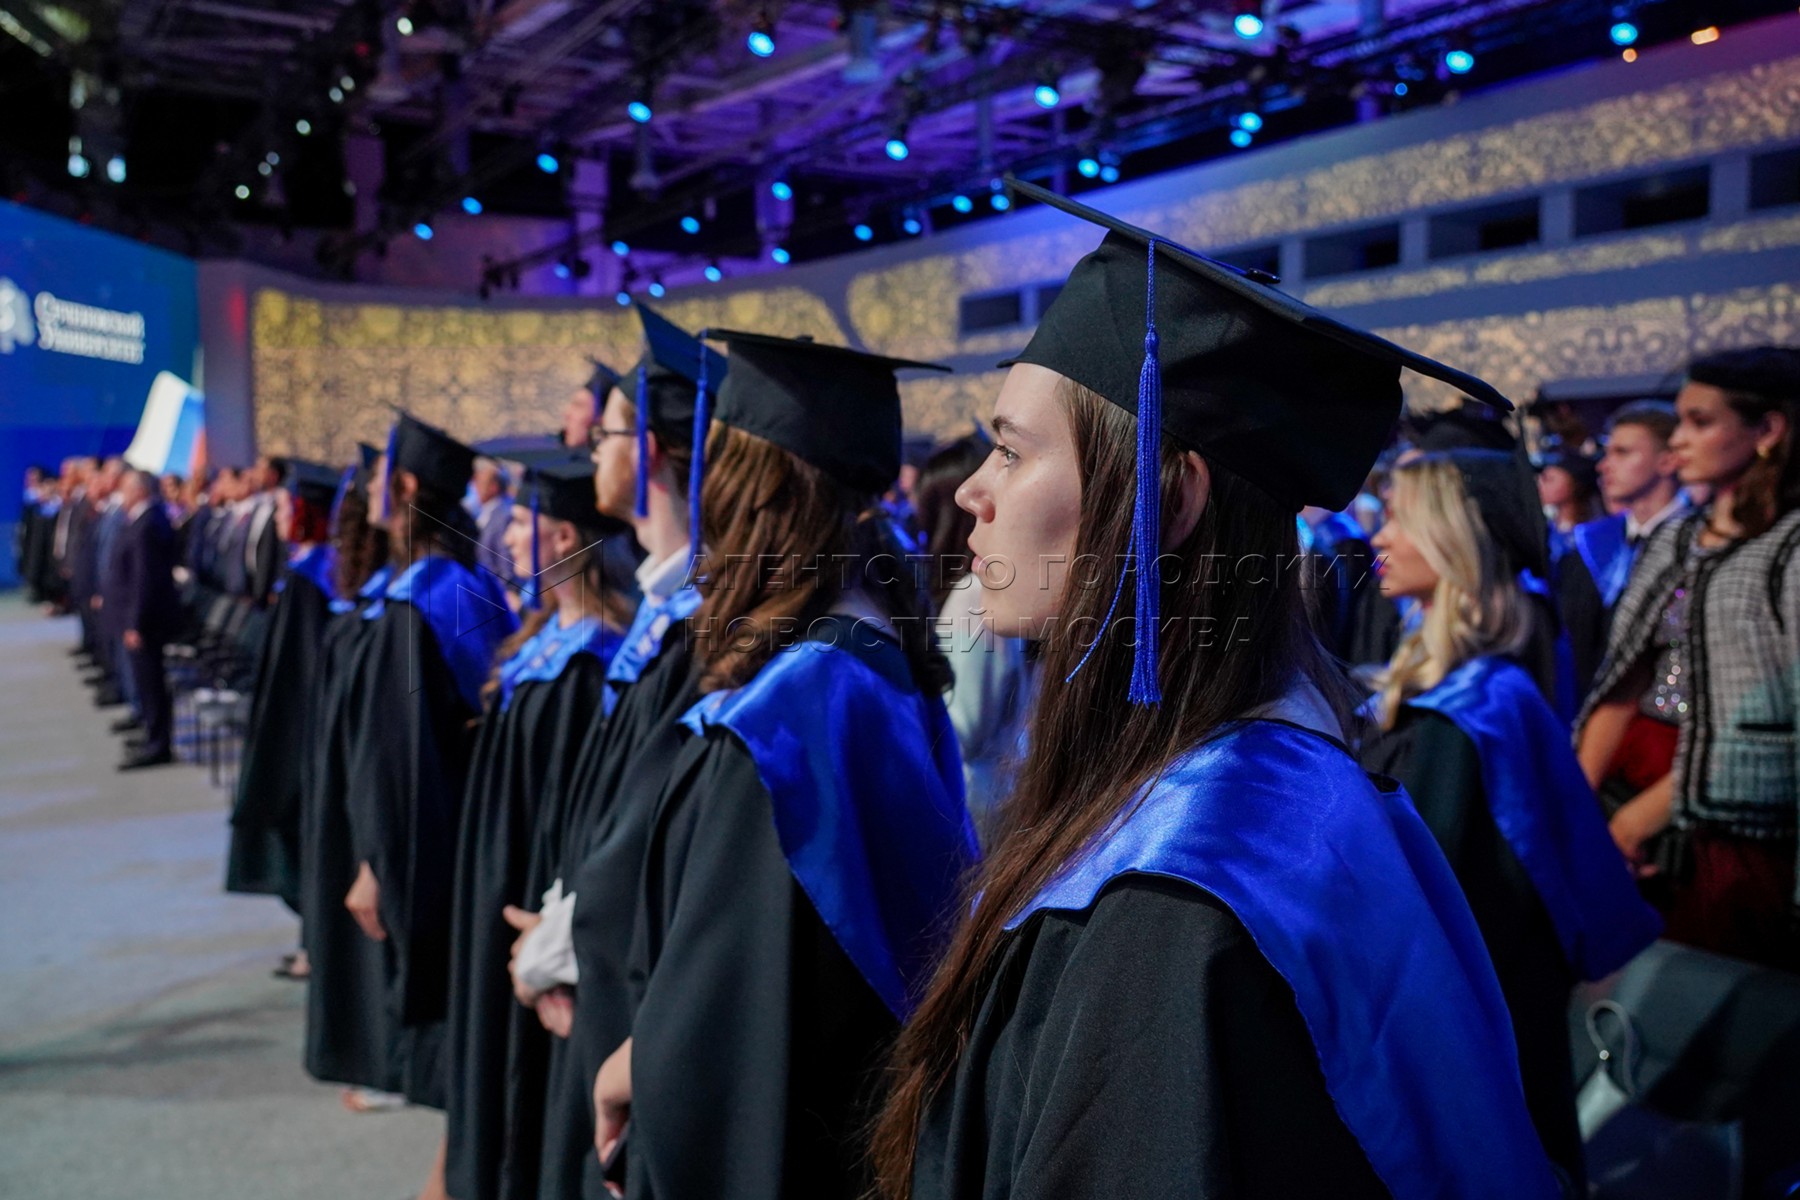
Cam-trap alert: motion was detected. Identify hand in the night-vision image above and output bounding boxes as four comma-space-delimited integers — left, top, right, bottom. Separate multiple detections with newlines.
535, 987, 575, 1038
91, 595, 103, 610
345, 861, 386, 941
594, 1037, 632, 1166
503, 904, 544, 1007
123, 629, 142, 652
1610, 794, 1673, 878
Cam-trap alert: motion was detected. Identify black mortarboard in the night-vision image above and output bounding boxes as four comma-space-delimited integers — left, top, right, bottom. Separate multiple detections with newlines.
357, 442, 380, 473
513, 448, 603, 527
1004, 176, 1511, 704
703, 330, 949, 493
1534, 448, 1599, 498
1438, 448, 1552, 582
388, 410, 477, 500
474, 433, 564, 460
283, 459, 343, 508
627, 305, 729, 518
585, 358, 623, 406
1403, 406, 1518, 454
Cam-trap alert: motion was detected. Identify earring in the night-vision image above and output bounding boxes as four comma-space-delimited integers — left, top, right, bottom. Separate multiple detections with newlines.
1758, 445, 1773, 460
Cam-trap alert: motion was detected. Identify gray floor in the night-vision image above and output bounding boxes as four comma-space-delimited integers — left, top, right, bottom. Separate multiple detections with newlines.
0, 595, 441, 1200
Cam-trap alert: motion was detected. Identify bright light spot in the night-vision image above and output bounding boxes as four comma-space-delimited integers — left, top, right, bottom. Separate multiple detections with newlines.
396, 15, 414, 35
628, 101, 652, 124
885, 137, 909, 161
704, 264, 723, 282
616, 291, 631, 306
1230, 129, 1254, 149
611, 240, 629, 256
413, 222, 433, 240
853, 223, 874, 241
536, 152, 559, 173
1236, 111, 1263, 132
1077, 156, 1100, 178
266, 151, 280, 165
1610, 21, 1638, 46
105, 155, 125, 183
461, 196, 483, 215
258, 162, 273, 177
747, 29, 775, 57
991, 192, 1011, 211
1234, 13, 1264, 38
235, 184, 251, 200
67, 153, 89, 178
296, 119, 312, 135
1034, 83, 1060, 108
1395, 81, 1409, 96
340, 75, 355, 90
553, 262, 571, 279
951, 194, 973, 213
771, 246, 791, 264
903, 217, 922, 235
771, 179, 793, 201
1690, 26, 1720, 45
1622, 47, 1638, 62
680, 215, 701, 234
648, 281, 666, 297
1100, 164, 1120, 183
329, 86, 344, 103
1444, 49, 1475, 74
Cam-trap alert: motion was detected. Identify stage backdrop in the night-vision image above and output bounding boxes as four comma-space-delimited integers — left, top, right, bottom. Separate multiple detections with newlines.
0, 201, 200, 589
229, 13, 1800, 467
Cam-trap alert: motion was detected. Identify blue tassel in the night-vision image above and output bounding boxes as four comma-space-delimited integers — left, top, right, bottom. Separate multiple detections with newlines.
634, 364, 651, 519
377, 422, 398, 522
686, 336, 712, 576
528, 486, 542, 610
1128, 241, 1163, 706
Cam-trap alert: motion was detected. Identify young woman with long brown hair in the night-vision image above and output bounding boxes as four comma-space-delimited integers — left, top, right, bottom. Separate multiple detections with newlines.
872, 180, 1561, 1200
587, 331, 980, 1200
1361, 449, 1659, 1188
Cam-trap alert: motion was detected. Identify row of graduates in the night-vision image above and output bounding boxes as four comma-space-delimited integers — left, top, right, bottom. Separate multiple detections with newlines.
228, 180, 1676, 1200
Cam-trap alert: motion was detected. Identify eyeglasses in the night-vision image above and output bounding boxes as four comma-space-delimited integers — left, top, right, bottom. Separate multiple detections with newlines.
586, 426, 635, 451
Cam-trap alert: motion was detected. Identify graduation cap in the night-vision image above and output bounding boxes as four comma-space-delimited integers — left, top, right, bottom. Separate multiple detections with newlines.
379, 411, 477, 521
282, 459, 343, 508
508, 448, 621, 610
1439, 448, 1552, 583
1003, 175, 1511, 704
1403, 405, 1518, 454
627, 305, 730, 518
474, 433, 565, 460
683, 330, 950, 561
585, 357, 624, 408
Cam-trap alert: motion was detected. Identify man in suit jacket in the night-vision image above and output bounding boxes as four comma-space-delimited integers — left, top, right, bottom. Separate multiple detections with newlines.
107, 469, 182, 769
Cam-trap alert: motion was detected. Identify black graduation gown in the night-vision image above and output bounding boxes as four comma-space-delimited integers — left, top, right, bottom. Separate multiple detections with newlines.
1361, 710, 1582, 1187
910, 874, 1386, 1200
537, 632, 699, 1200
226, 568, 332, 911
301, 602, 406, 1092
342, 600, 487, 1109
444, 655, 612, 1200
621, 714, 902, 1200
1553, 548, 1610, 705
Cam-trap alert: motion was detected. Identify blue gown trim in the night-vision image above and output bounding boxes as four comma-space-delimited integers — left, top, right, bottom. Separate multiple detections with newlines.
277, 543, 336, 600
680, 630, 978, 1020
602, 585, 702, 714
1572, 513, 1635, 609
1403, 655, 1662, 980
330, 563, 391, 615
364, 555, 519, 709
1006, 719, 1561, 1200
496, 613, 622, 711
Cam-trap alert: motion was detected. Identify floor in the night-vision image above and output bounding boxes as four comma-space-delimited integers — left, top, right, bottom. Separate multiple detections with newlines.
0, 595, 441, 1200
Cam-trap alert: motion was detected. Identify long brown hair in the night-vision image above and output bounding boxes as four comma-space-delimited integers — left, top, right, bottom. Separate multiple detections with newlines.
1688, 347, 1800, 539
912, 435, 989, 610
387, 473, 479, 570
331, 478, 388, 600
868, 379, 1359, 1198
691, 422, 950, 697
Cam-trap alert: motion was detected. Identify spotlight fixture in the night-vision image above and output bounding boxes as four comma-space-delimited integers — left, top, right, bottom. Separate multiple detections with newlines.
296, 119, 312, 135
1033, 69, 1061, 109
680, 215, 701, 234
536, 151, 560, 173
610, 240, 630, 256
648, 278, 666, 297
628, 100, 653, 124
1230, 128, 1254, 149
1100, 165, 1120, 183
105, 154, 125, 183
747, 14, 776, 58
771, 246, 791, 264
902, 216, 922, 235
461, 196, 483, 215
328, 86, 345, 103
1077, 156, 1101, 179
266, 151, 280, 165
258, 162, 273, 177
1610, 20, 1638, 46
704, 261, 723, 282
616, 291, 631, 305
951, 194, 973, 214
396, 15, 414, 35
1233, 1, 1264, 39
1235, 111, 1263, 133
235, 184, 251, 200
67, 152, 89, 179
853, 223, 874, 242
340, 75, 355, 91
990, 191, 1011, 212
1690, 26, 1719, 45
1443, 47, 1475, 74
1394, 81, 1410, 96
770, 179, 793, 201
413, 221, 434, 240
885, 134, 910, 162
1622, 47, 1638, 62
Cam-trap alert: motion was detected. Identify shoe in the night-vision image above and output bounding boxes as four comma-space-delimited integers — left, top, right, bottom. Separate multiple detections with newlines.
110, 716, 144, 734
94, 689, 125, 708
118, 749, 174, 771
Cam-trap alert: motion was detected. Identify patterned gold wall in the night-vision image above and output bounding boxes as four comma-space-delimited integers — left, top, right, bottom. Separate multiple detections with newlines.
255, 49, 1800, 461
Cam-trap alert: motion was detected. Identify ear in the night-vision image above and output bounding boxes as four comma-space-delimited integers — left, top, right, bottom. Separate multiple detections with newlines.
1758, 408, 1790, 458
1164, 451, 1212, 549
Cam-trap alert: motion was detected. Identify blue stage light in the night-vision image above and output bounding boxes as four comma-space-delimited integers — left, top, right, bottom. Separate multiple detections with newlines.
771, 246, 791, 264
628, 101, 653, 124
413, 222, 434, 240
1234, 12, 1264, 38
536, 151, 559, 173
553, 262, 571, 279
1034, 83, 1060, 109
902, 217, 922, 235
951, 194, 973, 213
1077, 156, 1101, 178
1236, 111, 1263, 133
610, 240, 630, 256
461, 196, 483, 215
704, 263, 723, 282
1444, 48, 1475, 74
853, 223, 874, 242
1610, 21, 1638, 46
991, 192, 1011, 211
1100, 164, 1120, 183
680, 215, 701, 234
771, 179, 793, 201
648, 280, 666, 297
615, 291, 631, 306
885, 137, 910, 161
1230, 129, 1254, 149
1395, 81, 1409, 96
747, 29, 775, 57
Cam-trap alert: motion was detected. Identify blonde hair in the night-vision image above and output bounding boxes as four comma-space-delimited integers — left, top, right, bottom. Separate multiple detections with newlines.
1372, 454, 1537, 729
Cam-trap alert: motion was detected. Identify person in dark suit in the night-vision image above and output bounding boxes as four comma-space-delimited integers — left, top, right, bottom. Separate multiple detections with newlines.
107, 469, 182, 769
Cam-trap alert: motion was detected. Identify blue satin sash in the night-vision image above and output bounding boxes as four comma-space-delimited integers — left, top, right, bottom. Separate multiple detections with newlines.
329, 563, 391, 615
364, 555, 519, 709
603, 585, 702, 714
680, 623, 978, 1019
1007, 719, 1561, 1200
1572, 513, 1635, 609
276, 543, 336, 600
1405, 655, 1661, 980
496, 613, 622, 711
